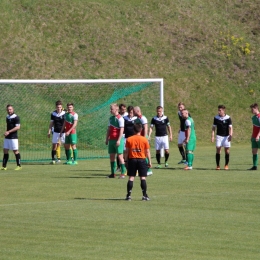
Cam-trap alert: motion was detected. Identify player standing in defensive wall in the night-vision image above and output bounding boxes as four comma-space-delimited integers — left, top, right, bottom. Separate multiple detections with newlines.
123, 105, 137, 167
182, 109, 196, 170
133, 106, 153, 176
48, 100, 66, 164
1, 104, 22, 171
106, 103, 127, 178
60, 103, 79, 165
211, 105, 233, 170
177, 102, 191, 164
125, 123, 151, 201
116, 103, 128, 172
148, 106, 172, 168
248, 103, 260, 170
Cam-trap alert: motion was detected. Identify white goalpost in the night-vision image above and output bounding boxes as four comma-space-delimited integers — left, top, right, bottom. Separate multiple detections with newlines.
0, 78, 164, 162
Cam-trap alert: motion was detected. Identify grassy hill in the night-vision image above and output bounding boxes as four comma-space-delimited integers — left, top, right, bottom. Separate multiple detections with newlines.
0, 0, 260, 143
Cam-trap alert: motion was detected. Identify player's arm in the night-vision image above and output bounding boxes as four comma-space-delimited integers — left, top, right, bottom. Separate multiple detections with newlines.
4, 125, 20, 137
211, 125, 216, 142
116, 127, 124, 146
60, 121, 66, 136
66, 120, 78, 135
143, 123, 148, 137
228, 118, 233, 141
48, 121, 54, 138
167, 122, 173, 141
148, 125, 153, 140
145, 147, 152, 168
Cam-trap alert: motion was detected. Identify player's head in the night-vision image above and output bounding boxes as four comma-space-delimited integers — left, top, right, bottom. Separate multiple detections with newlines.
6, 104, 14, 115
133, 106, 141, 116
119, 103, 127, 115
178, 102, 185, 111
133, 123, 143, 134
56, 100, 63, 112
181, 109, 189, 119
127, 106, 134, 118
250, 103, 259, 114
67, 103, 74, 112
156, 106, 163, 117
218, 105, 226, 117
110, 103, 119, 115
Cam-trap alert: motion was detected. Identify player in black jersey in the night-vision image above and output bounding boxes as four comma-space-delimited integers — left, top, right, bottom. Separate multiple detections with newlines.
177, 102, 191, 164
1, 105, 22, 170
211, 105, 233, 170
47, 101, 66, 164
148, 106, 172, 168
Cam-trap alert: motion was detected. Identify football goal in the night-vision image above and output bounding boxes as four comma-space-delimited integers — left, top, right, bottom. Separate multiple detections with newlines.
0, 79, 164, 163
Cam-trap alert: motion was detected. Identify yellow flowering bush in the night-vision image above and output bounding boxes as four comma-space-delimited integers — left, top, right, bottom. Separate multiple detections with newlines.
214, 32, 251, 58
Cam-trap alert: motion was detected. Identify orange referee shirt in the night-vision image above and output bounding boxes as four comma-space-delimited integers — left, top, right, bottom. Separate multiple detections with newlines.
125, 135, 150, 159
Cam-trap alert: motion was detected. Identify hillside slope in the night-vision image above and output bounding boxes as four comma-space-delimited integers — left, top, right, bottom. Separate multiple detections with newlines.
0, 0, 259, 142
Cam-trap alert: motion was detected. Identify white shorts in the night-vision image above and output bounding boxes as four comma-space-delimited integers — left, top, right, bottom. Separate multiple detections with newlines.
155, 136, 169, 150
178, 131, 186, 144
52, 132, 65, 144
216, 135, 231, 148
4, 139, 19, 150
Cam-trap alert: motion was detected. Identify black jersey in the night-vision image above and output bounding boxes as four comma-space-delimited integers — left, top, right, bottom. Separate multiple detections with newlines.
178, 111, 191, 132
213, 114, 232, 136
6, 113, 20, 139
51, 110, 66, 133
150, 115, 170, 136
124, 115, 137, 138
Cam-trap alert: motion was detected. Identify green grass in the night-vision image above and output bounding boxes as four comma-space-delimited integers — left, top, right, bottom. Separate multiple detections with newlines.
1, 145, 260, 259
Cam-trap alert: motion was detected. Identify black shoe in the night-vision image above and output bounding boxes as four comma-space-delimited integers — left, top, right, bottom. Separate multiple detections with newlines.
107, 174, 116, 178
125, 195, 131, 201
248, 166, 257, 170
142, 195, 150, 201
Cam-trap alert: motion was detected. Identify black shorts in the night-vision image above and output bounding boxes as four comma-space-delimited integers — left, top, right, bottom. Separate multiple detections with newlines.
127, 158, 148, 177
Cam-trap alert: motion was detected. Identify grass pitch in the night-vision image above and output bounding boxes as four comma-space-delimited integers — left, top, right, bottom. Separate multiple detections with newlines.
0, 145, 260, 259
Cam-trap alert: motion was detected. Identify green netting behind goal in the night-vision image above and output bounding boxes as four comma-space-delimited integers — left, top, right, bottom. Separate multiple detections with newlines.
0, 82, 161, 163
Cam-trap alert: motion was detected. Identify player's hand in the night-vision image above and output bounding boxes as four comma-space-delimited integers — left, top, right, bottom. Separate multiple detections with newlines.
211, 137, 214, 143
169, 136, 173, 142
4, 131, 9, 137
116, 140, 120, 147
148, 162, 152, 168
105, 140, 108, 145
47, 133, 50, 138
228, 135, 232, 142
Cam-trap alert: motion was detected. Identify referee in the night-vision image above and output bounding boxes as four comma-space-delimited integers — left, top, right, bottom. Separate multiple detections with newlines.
125, 123, 152, 201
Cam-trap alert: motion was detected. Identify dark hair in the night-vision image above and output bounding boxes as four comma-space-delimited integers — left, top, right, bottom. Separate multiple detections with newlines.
127, 105, 134, 113
178, 102, 185, 107
157, 106, 163, 110
67, 103, 74, 107
133, 123, 143, 133
119, 103, 126, 109
6, 104, 13, 108
218, 105, 226, 110
250, 103, 258, 109
56, 100, 62, 106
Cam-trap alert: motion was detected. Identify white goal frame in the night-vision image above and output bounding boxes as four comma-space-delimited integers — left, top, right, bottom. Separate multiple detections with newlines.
0, 78, 164, 107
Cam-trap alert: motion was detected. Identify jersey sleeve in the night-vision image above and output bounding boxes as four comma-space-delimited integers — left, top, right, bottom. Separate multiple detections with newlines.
150, 118, 155, 127
185, 119, 191, 128
141, 116, 148, 125
15, 116, 20, 126
118, 116, 124, 127
228, 117, 232, 126
73, 113, 79, 121
213, 117, 217, 127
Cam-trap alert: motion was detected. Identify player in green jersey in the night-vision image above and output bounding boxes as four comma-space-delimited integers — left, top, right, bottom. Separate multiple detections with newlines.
181, 109, 196, 170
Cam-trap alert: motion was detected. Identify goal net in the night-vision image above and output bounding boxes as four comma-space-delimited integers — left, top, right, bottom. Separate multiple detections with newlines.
0, 79, 163, 163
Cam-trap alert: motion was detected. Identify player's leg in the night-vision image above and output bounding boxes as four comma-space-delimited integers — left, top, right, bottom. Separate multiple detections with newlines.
155, 136, 161, 168
138, 159, 149, 200
11, 139, 21, 170
163, 136, 170, 167
125, 159, 137, 200
117, 138, 126, 178
223, 136, 231, 170
64, 135, 72, 164
215, 135, 222, 170
178, 131, 186, 164
248, 138, 259, 170
56, 143, 61, 162
70, 134, 78, 164
107, 140, 117, 178
2, 140, 9, 170
184, 141, 195, 170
